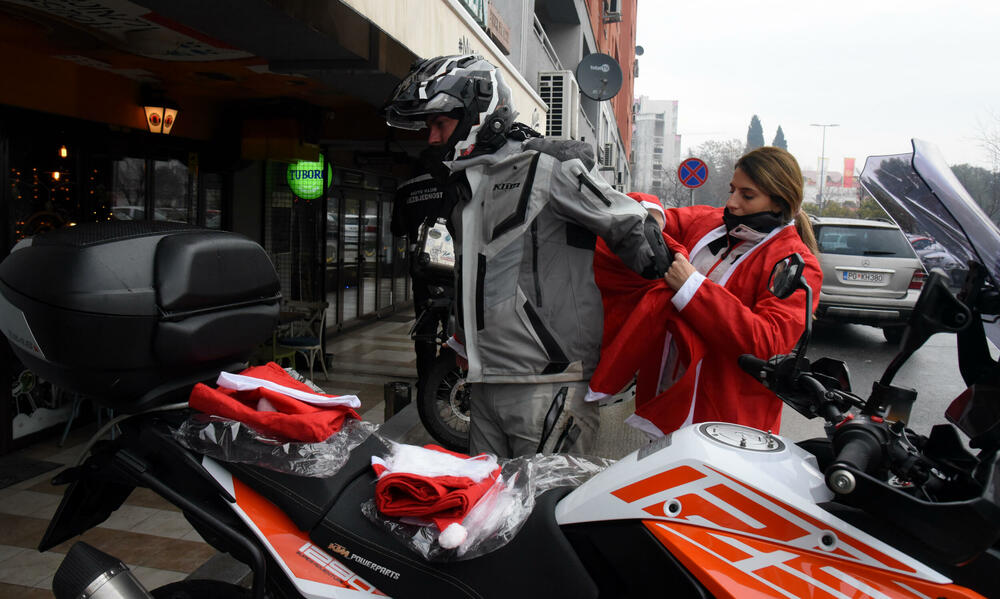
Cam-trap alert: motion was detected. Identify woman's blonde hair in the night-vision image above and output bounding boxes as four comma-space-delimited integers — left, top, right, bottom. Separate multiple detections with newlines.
735, 146, 818, 254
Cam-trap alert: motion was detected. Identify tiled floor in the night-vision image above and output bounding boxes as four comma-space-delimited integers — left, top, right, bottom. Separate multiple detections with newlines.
0, 315, 421, 597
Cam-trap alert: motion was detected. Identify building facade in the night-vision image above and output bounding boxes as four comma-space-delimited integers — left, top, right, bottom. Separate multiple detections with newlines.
630, 95, 681, 201
0, 0, 637, 452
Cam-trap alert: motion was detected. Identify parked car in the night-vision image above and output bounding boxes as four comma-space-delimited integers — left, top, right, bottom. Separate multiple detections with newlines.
906, 233, 964, 275
812, 217, 926, 344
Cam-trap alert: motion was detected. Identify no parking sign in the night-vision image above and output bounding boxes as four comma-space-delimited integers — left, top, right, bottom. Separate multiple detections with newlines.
677, 158, 708, 188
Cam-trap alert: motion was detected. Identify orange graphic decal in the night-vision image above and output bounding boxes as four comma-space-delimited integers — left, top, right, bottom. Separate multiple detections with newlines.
706, 466, 918, 574
232, 477, 385, 595
612, 464, 705, 503
646, 520, 984, 599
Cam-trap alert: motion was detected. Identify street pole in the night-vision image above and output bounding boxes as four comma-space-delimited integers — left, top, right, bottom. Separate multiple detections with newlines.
810, 123, 839, 214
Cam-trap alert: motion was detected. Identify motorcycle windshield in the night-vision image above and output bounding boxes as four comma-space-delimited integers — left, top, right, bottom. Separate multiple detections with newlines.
860, 139, 1000, 344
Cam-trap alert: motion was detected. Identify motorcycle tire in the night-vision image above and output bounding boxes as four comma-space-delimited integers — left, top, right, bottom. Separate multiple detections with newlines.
151, 580, 250, 599
418, 349, 471, 452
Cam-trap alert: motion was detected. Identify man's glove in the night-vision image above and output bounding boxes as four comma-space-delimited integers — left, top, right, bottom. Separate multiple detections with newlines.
640, 218, 673, 279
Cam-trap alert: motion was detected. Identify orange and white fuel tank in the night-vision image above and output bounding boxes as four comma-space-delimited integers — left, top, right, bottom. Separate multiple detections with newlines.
555, 422, 983, 599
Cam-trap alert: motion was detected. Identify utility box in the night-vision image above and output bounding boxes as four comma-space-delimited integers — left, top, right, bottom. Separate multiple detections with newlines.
383, 381, 412, 421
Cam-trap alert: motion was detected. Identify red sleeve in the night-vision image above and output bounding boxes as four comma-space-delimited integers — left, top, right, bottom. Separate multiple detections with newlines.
679, 246, 822, 361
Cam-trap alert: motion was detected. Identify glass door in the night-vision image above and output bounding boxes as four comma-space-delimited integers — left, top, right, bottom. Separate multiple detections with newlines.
361, 196, 378, 315
341, 190, 361, 321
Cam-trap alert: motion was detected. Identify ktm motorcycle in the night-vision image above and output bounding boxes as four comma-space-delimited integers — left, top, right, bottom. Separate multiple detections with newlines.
1, 139, 999, 598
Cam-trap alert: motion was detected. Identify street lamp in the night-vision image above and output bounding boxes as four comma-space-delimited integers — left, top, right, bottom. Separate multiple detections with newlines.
810, 123, 838, 213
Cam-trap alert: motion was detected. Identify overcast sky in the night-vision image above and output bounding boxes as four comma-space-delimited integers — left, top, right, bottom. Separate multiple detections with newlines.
634, 0, 1000, 174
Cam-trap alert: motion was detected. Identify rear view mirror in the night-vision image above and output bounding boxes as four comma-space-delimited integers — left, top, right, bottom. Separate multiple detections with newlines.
769, 253, 806, 299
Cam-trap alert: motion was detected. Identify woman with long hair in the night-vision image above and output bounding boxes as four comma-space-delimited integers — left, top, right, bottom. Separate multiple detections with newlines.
589, 146, 823, 437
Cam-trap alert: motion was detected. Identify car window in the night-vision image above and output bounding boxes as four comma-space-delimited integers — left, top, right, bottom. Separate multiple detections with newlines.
816, 225, 916, 257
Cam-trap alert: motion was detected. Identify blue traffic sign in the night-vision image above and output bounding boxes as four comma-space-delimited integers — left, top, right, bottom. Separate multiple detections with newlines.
678, 158, 708, 189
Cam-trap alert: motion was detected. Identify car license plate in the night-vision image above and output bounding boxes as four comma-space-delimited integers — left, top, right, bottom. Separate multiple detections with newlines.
843, 271, 884, 283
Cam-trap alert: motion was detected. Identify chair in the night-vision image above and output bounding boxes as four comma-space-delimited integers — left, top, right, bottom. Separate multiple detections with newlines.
277, 300, 329, 380
249, 331, 297, 368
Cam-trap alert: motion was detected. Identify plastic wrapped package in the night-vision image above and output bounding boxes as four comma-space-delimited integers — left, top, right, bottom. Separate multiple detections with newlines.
174, 413, 378, 477
362, 449, 614, 561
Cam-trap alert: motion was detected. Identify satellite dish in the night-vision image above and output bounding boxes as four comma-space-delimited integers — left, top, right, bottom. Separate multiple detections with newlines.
575, 53, 623, 101
635, 45, 645, 56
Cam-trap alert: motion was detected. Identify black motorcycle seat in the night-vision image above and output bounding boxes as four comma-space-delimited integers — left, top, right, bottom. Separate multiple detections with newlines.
310, 471, 598, 599
222, 434, 387, 532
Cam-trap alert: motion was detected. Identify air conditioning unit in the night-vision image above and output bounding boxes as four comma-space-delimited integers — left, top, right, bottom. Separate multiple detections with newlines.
601, 142, 617, 168
538, 71, 579, 140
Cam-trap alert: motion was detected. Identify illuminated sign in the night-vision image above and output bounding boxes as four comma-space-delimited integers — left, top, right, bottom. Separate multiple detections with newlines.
287, 157, 333, 200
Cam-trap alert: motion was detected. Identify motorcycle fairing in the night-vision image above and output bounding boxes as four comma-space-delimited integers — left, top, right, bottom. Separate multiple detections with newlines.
645, 520, 986, 599
555, 423, 950, 583
203, 457, 384, 598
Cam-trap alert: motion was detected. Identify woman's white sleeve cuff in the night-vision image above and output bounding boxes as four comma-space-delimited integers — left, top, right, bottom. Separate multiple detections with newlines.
584, 387, 610, 403
671, 271, 706, 311
446, 336, 467, 359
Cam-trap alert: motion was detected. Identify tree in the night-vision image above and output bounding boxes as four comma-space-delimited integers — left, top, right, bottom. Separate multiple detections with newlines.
746, 115, 765, 151
684, 138, 745, 207
952, 164, 1000, 223
772, 126, 787, 150
856, 196, 890, 221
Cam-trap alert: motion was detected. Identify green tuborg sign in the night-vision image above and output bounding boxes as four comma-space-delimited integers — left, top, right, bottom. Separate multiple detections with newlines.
287, 157, 333, 200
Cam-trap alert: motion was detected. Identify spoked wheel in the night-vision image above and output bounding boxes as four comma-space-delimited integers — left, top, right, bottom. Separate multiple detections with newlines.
418, 349, 470, 452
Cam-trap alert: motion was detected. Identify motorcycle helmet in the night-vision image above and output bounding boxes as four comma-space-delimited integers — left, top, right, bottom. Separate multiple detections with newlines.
384, 54, 516, 161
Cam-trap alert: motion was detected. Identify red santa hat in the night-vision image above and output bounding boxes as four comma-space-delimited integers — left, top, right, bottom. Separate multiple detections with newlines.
371, 444, 501, 549
627, 192, 666, 230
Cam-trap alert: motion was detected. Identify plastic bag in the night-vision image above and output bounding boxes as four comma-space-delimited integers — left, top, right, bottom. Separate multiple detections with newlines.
362, 449, 614, 561
174, 413, 377, 477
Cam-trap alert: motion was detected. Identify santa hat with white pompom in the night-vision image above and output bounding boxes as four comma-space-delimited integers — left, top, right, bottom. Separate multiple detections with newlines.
371, 443, 501, 549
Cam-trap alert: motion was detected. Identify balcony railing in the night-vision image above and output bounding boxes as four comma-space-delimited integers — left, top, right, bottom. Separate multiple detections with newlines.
533, 15, 563, 70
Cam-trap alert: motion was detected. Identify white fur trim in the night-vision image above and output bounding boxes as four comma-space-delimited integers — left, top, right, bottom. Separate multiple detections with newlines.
681, 359, 703, 428
584, 387, 609, 403
438, 523, 468, 548
216, 372, 360, 408
672, 271, 706, 312
640, 201, 666, 226
446, 335, 468, 359
624, 413, 666, 439
382, 444, 498, 481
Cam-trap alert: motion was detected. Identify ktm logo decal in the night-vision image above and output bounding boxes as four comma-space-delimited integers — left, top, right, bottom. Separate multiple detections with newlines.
493, 182, 521, 191
328, 543, 351, 558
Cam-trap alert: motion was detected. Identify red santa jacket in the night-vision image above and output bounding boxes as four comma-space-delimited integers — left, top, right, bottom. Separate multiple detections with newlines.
592, 205, 822, 436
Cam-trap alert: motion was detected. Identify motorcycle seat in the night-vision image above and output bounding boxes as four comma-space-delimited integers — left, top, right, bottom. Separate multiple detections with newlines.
221, 434, 387, 532
309, 466, 598, 599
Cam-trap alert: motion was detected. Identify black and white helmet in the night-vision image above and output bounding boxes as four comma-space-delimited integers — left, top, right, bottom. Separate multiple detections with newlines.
384, 54, 516, 160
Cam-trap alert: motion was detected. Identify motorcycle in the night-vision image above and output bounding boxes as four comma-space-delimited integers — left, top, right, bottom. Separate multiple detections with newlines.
410, 281, 470, 453
409, 216, 470, 452
1, 139, 999, 598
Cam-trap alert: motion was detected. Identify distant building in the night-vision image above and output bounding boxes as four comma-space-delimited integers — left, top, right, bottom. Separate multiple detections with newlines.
630, 96, 681, 200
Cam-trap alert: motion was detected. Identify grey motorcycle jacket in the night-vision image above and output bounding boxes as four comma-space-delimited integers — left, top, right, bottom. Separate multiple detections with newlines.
447, 136, 664, 384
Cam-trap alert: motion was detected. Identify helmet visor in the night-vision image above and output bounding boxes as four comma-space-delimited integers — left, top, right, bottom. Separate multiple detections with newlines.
385, 92, 465, 130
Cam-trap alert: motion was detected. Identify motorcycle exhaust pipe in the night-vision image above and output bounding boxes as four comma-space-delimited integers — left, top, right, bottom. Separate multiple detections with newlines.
52, 541, 153, 599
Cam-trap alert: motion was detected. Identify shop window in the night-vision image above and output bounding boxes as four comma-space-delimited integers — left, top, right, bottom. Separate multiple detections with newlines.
153, 159, 195, 223
202, 173, 223, 229
111, 158, 147, 221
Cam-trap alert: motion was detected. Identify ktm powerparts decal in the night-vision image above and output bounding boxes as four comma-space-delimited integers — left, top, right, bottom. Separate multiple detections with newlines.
327, 543, 401, 580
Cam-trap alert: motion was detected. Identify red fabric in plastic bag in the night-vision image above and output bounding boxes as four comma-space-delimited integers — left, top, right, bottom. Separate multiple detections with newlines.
372, 445, 501, 532
188, 362, 360, 442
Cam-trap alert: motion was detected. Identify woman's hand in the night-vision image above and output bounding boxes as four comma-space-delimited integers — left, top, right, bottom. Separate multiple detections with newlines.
664, 253, 696, 291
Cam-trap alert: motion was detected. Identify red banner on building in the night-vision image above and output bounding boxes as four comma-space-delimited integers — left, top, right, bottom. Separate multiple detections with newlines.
843, 158, 856, 188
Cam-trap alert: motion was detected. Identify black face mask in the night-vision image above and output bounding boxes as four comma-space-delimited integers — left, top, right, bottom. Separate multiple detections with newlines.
722, 207, 785, 238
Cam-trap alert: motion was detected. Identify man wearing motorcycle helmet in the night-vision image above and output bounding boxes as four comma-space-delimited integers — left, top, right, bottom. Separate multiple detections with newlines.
385, 55, 671, 458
